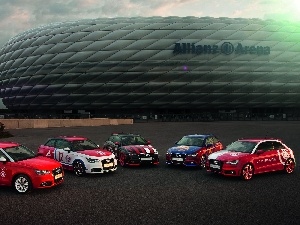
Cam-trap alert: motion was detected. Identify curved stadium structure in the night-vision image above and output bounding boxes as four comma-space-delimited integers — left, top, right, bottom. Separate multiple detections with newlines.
1, 17, 300, 117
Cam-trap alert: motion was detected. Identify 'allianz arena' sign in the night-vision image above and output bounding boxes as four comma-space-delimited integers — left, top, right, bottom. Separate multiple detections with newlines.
173, 42, 270, 55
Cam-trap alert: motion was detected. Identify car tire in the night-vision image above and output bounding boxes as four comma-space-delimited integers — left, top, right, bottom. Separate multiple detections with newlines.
14, 174, 32, 194
241, 163, 254, 180
284, 158, 295, 174
119, 153, 127, 167
73, 160, 86, 176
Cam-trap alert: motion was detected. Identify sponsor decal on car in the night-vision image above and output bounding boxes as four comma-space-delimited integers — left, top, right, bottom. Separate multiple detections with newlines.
177, 145, 190, 151
278, 148, 293, 165
0, 167, 6, 177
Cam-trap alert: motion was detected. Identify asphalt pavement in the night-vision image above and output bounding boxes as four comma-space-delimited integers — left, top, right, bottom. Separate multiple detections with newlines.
0, 121, 299, 225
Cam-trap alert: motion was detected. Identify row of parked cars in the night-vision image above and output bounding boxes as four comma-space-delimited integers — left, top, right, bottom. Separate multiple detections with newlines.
0, 132, 297, 193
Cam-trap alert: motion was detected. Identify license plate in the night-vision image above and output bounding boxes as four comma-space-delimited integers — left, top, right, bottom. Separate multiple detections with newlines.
141, 157, 152, 161
172, 157, 183, 161
103, 162, 113, 167
55, 173, 63, 179
210, 164, 220, 169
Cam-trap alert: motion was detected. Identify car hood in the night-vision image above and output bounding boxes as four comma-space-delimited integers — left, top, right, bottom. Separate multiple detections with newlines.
123, 145, 157, 154
16, 156, 61, 169
77, 149, 113, 157
167, 145, 200, 154
208, 150, 250, 161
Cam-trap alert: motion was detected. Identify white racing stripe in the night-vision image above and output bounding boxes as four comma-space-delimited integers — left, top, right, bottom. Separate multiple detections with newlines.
144, 147, 151, 153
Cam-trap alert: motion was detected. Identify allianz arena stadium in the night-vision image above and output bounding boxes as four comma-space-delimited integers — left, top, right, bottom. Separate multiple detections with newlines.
1, 16, 300, 119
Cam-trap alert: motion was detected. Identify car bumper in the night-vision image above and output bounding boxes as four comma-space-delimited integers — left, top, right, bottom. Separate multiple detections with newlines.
166, 155, 199, 166
32, 173, 64, 189
206, 163, 240, 177
86, 159, 118, 173
126, 155, 159, 166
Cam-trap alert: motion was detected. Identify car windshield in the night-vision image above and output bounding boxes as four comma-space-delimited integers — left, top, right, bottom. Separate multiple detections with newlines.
71, 140, 98, 151
4, 145, 36, 161
121, 135, 147, 146
176, 137, 204, 146
225, 141, 256, 153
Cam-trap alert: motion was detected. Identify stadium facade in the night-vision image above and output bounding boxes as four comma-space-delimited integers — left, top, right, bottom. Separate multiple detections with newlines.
1, 17, 300, 120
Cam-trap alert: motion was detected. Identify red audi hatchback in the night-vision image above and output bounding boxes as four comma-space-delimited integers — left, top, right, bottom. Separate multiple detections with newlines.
206, 138, 296, 180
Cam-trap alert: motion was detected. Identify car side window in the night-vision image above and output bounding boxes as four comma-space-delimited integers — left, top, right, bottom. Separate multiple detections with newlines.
56, 140, 71, 149
212, 136, 219, 144
205, 137, 214, 146
257, 142, 273, 151
109, 136, 120, 143
45, 139, 56, 147
273, 141, 284, 150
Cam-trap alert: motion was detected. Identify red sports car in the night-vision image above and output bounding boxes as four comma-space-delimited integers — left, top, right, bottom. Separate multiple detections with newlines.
103, 133, 159, 167
0, 141, 64, 193
206, 138, 296, 180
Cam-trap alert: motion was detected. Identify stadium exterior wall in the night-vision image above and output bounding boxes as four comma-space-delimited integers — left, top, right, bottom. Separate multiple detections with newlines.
1, 16, 300, 116
1, 118, 133, 129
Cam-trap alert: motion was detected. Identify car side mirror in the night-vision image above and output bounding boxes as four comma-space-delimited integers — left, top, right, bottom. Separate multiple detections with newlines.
206, 144, 213, 147
147, 140, 151, 145
0, 156, 7, 162
256, 149, 264, 154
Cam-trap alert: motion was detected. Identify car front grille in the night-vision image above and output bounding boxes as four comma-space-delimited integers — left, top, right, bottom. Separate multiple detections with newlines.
170, 153, 186, 159
52, 167, 63, 182
209, 159, 223, 172
52, 167, 63, 175
101, 158, 115, 170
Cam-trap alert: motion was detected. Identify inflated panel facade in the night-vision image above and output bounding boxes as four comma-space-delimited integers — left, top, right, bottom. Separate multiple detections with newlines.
0, 17, 300, 110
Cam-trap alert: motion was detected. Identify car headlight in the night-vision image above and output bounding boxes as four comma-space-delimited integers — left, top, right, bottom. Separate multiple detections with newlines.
225, 160, 239, 165
35, 169, 51, 175
86, 158, 100, 163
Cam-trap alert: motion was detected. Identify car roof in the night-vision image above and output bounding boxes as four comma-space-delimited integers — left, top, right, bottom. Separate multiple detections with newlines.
237, 138, 282, 143
111, 133, 140, 136
184, 134, 214, 138
0, 141, 20, 148
53, 136, 88, 141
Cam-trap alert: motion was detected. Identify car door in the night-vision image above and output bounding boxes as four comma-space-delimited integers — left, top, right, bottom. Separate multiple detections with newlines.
54, 140, 74, 168
253, 141, 277, 173
204, 137, 215, 155
272, 141, 287, 171
0, 150, 12, 186
39, 139, 56, 159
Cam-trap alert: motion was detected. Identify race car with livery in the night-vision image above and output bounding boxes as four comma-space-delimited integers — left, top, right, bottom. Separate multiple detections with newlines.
165, 134, 223, 168
38, 136, 117, 176
0, 141, 64, 194
103, 133, 159, 167
206, 138, 296, 180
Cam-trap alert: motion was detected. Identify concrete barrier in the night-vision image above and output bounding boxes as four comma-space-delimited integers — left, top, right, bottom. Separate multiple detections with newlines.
1, 118, 133, 129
